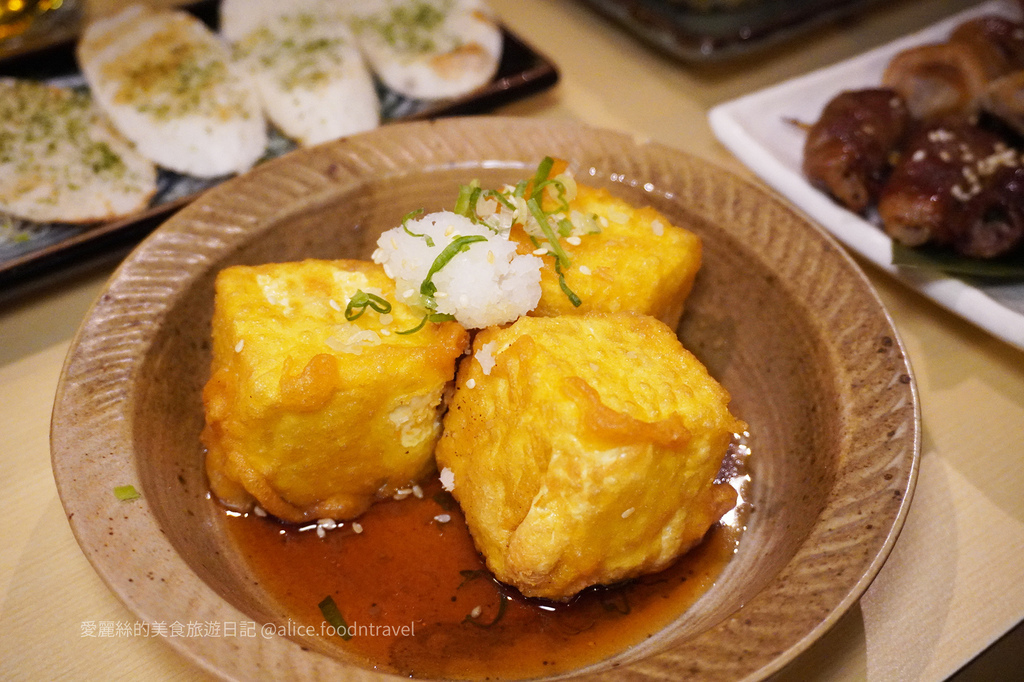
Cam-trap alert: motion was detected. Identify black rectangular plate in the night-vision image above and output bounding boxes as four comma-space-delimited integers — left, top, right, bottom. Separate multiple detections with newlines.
579, 0, 884, 61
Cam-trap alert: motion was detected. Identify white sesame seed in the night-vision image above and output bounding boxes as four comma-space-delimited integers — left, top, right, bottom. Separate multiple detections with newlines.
316, 526, 326, 539
578, 265, 592, 276
951, 184, 973, 202
533, 247, 548, 256
352, 522, 363, 534
318, 518, 337, 530
466, 378, 476, 389
434, 513, 451, 523
253, 505, 267, 517
234, 339, 245, 353
651, 219, 665, 236
622, 507, 635, 519
329, 299, 342, 311
470, 606, 483, 618
412, 484, 424, 499
439, 467, 455, 492
566, 236, 582, 246
911, 149, 926, 162
394, 488, 412, 500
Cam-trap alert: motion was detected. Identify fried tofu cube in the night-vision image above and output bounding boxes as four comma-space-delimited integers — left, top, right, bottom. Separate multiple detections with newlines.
435, 313, 743, 601
201, 259, 469, 523
511, 185, 702, 329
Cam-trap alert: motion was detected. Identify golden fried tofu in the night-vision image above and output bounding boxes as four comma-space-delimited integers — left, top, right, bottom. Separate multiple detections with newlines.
435, 313, 743, 601
201, 259, 469, 523
511, 185, 701, 329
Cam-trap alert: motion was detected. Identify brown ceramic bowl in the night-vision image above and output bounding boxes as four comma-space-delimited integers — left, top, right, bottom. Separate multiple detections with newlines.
51, 117, 919, 681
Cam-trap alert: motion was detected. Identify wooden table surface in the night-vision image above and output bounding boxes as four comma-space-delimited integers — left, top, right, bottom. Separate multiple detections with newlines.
2, 0, 1023, 679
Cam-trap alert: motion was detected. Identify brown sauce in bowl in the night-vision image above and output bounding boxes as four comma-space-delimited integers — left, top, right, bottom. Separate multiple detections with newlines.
222, 436, 750, 679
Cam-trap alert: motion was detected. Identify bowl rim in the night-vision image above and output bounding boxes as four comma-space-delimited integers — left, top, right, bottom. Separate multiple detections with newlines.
50, 116, 920, 681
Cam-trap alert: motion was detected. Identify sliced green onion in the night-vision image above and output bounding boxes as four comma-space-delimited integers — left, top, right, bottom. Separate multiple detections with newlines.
557, 217, 574, 238
318, 596, 353, 640
526, 197, 571, 268
532, 156, 554, 189
114, 485, 141, 501
401, 208, 433, 246
481, 188, 516, 212
533, 178, 569, 213
453, 181, 482, 221
420, 235, 488, 299
396, 312, 456, 335
344, 290, 392, 321
554, 259, 582, 307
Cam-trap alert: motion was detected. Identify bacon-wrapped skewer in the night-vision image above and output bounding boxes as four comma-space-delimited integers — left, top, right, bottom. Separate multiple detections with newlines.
882, 41, 1001, 120
802, 88, 910, 213
878, 120, 1024, 258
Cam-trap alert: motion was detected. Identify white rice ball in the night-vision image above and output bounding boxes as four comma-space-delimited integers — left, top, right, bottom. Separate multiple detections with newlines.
372, 211, 542, 329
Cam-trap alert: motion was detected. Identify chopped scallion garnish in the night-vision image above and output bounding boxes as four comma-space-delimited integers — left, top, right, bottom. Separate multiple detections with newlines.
555, 259, 582, 307
401, 208, 433, 246
481, 188, 516, 212
420, 234, 487, 299
396, 312, 456, 335
532, 178, 570, 213
318, 595, 352, 640
453, 181, 482, 222
114, 485, 141, 501
344, 290, 392, 321
532, 156, 554, 189
525, 197, 571, 268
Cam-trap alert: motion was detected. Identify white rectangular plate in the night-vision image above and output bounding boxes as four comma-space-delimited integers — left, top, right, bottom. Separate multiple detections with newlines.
709, 0, 1024, 351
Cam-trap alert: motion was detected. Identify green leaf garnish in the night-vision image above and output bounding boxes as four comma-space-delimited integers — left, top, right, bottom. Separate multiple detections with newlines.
533, 178, 570, 214
420, 234, 488, 299
454, 181, 482, 221
114, 485, 141, 501
555, 260, 582, 308
318, 595, 352, 640
401, 208, 433, 246
526, 197, 571, 268
892, 241, 1024, 279
344, 290, 393, 321
396, 312, 456, 335
532, 156, 554, 188
481, 188, 516, 212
